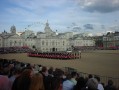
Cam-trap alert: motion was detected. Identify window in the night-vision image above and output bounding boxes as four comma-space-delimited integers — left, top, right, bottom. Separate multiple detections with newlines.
56, 42, 57, 46
42, 41, 44, 45
46, 42, 48, 46
52, 41, 54, 46
63, 41, 65, 46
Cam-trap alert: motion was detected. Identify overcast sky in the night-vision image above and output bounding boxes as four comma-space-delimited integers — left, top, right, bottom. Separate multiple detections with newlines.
0, 0, 119, 35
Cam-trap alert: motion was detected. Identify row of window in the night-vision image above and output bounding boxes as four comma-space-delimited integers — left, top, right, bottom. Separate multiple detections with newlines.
103, 37, 119, 41
42, 48, 66, 51
42, 41, 65, 46
25, 39, 33, 41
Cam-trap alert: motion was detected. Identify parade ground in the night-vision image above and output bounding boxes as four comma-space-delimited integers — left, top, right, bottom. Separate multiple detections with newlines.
0, 50, 119, 78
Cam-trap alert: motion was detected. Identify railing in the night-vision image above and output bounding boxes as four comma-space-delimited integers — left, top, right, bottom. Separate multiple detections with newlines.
64, 67, 119, 88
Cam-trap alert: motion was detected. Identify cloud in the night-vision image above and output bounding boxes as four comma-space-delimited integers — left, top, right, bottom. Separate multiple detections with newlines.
109, 25, 119, 31
83, 24, 94, 29
72, 26, 82, 32
6, 7, 41, 22
76, 0, 119, 13
71, 22, 78, 26
101, 25, 105, 29
10, 0, 68, 10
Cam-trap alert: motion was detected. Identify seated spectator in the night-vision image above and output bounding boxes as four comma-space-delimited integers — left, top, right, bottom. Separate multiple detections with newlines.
94, 76, 104, 90
12, 69, 32, 90
73, 77, 86, 90
71, 72, 77, 85
9, 68, 21, 87
51, 68, 64, 90
40, 66, 49, 90
105, 80, 117, 90
42, 67, 54, 90
63, 74, 74, 90
86, 78, 98, 90
29, 73, 44, 90
0, 68, 11, 90
88, 74, 93, 79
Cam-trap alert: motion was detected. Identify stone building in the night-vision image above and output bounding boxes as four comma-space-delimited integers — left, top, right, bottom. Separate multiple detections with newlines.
0, 21, 95, 52
103, 32, 119, 49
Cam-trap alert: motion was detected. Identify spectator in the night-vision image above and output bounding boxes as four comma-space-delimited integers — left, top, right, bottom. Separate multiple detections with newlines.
94, 76, 104, 90
43, 67, 54, 90
88, 74, 93, 79
0, 67, 11, 90
105, 80, 117, 90
71, 72, 77, 85
29, 73, 44, 90
9, 68, 21, 87
40, 66, 49, 89
51, 68, 64, 90
73, 77, 86, 90
12, 69, 32, 90
63, 74, 74, 90
86, 78, 98, 90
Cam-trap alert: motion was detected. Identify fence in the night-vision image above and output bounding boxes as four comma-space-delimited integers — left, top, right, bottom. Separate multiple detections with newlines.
64, 67, 119, 88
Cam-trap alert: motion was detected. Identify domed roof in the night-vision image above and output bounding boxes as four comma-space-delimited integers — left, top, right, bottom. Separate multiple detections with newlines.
11, 25, 16, 30
10, 25, 16, 34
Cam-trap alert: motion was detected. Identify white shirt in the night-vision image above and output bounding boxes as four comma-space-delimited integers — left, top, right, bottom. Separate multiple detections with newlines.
63, 80, 74, 90
98, 83, 104, 90
71, 78, 77, 85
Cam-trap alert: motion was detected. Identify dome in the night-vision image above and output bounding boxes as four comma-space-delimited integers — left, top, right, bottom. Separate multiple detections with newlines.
10, 25, 16, 34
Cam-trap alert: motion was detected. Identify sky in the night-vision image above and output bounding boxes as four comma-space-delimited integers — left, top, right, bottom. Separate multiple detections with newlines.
0, 0, 119, 36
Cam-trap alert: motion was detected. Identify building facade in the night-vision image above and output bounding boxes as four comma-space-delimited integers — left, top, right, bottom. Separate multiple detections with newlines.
0, 21, 95, 52
103, 32, 119, 49
0, 36, 3, 47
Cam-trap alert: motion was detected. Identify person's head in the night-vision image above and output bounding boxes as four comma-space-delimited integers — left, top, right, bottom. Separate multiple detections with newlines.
41, 66, 48, 76
29, 73, 44, 90
71, 71, 77, 79
108, 80, 113, 86
13, 68, 22, 77
88, 74, 93, 79
66, 74, 72, 80
21, 68, 33, 77
48, 67, 53, 75
2, 67, 10, 75
53, 68, 64, 78
76, 77, 86, 88
94, 76, 101, 83
87, 78, 98, 90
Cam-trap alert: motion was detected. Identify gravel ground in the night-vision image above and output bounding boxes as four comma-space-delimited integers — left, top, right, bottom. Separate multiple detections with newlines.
0, 50, 119, 78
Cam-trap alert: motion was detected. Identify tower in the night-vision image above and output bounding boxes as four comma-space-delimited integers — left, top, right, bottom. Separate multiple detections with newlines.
44, 20, 52, 33
10, 25, 16, 34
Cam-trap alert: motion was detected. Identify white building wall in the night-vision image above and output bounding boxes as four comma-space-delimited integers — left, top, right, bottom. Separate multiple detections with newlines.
24, 38, 36, 49
35, 38, 69, 52
71, 39, 95, 47
7, 35, 23, 47
0, 23, 95, 52
4, 39, 8, 47
37, 33, 46, 38
0, 36, 3, 47
21, 30, 34, 39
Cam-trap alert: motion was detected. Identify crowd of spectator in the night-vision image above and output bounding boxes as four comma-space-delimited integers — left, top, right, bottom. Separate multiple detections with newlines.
0, 47, 33, 54
0, 58, 118, 90
73, 46, 97, 51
